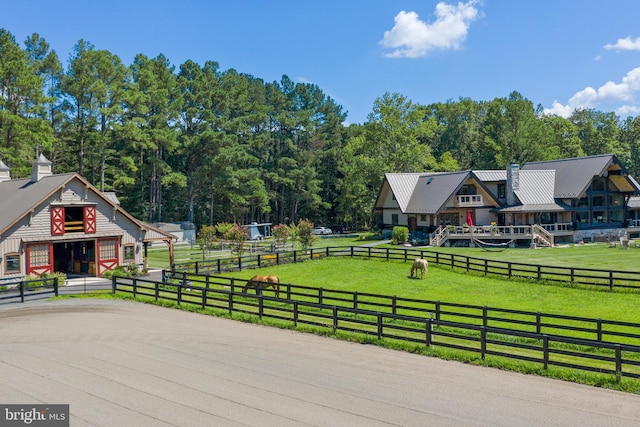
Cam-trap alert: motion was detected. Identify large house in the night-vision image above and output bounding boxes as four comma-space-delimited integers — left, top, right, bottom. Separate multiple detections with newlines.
374, 154, 640, 247
0, 154, 176, 283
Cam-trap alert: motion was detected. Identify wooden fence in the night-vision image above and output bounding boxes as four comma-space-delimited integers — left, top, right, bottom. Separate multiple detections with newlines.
0, 277, 59, 303
112, 274, 640, 381
172, 246, 640, 291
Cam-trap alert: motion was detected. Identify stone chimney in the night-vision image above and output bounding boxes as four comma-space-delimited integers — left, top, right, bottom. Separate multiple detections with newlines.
506, 163, 519, 206
0, 159, 10, 183
32, 153, 53, 182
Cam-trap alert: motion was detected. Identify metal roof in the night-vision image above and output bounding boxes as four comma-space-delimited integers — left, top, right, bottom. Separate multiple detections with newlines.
405, 172, 471, 214
521, 154, 640, 198
472, 170, 506, 182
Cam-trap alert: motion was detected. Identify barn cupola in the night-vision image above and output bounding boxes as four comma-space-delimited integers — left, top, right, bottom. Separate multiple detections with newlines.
32, 151, 53, 182
0, 158, 10, 183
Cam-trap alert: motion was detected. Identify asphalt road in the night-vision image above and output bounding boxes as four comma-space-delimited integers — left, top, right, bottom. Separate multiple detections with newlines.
1, 299, 639, 426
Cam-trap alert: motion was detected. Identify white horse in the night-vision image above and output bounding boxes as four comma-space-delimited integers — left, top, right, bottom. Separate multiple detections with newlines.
410, 258, 428, 279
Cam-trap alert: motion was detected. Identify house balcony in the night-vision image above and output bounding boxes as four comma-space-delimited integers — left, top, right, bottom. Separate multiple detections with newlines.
455, 194, 483, 207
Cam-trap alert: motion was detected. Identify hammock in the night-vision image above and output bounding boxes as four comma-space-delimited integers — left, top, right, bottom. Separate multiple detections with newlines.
472, 237, 515, 252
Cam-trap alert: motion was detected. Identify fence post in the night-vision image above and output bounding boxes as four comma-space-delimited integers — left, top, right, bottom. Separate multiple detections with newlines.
481, 327, 487, 360
228, 285, 233, 315
615, 344, 622, 382
537, 265, 542, 281
435, 301, 441, 322
570, 268, 574, 283
483, 306, 488, 328
202, 288, 206, 309
217, 258, 221, 273
195, 261, 199, 275
54, 277, 58, 297
238, 256, 242, 271
351, 246, 354, 257
392, 296, 397, 315
377, 313, 383, 339
609, 271, 614, 291
368, 247, 371, 259
286, 282, 291, 300
112, 276, 116, 293
258, 254, 261, 268
543, 335, 549, 370
466, 256, 470, 272
276, 252, 280, 265
294, 251, 297, 263
386, 248, 389, 260
20, 280, 24, 303
319, 288, 323, 305
133, 278, 137, 298
326, 247, 330, 257
258, 295, 263, 319
508, 262, 512, 279
176, 280, 181, 305
155, 281, 159, 300
310, 248, 314, 260
597, 318, 603, 342
293, 302, 298, 326
484, 259, 488, 276
536, 312, 542, 334
333, 306, 338, 330
353, 291, 358, 310
425, 317, 432, 347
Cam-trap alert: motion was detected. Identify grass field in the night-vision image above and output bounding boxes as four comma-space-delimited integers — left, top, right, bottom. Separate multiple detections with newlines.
214, 256, 640, 324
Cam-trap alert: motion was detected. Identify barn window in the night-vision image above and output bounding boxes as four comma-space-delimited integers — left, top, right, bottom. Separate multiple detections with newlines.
124, 245, 135, 261
29, 244, 50, 267
5, 253, 20, 273
99, 239, 117, 260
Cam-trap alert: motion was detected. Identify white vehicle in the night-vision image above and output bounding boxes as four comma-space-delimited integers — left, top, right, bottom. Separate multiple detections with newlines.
311, 226, 332, 235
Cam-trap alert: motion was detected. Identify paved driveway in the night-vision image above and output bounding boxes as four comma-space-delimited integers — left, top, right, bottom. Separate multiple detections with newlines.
1, 299, 639, 426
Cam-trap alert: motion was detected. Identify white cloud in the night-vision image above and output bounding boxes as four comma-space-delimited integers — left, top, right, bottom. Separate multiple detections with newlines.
380, 1, 481, 58
604, 36, 640, 51
544, 67, 640, 118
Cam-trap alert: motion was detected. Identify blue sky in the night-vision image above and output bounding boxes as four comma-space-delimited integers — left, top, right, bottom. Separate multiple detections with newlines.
4, 1, 640, 124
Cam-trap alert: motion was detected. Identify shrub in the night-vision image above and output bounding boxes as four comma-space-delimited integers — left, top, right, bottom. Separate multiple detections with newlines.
224, 223, 248, 256
392, 226, 409, 244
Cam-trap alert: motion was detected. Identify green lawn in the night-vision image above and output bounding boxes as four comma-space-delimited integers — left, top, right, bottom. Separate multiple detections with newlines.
423, 243, 640, 271
218, 256, 640, 324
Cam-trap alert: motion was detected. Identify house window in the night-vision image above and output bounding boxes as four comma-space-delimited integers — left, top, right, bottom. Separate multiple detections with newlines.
5, 254, 20, 273
577, 197, 589, 208
593, 211, 607, 224
420, 214, 427, 222
591, 195, 606, 207
391, 214, 399, 225
124, 245, 135, 262
610, 209, 623, 222
459, 184, 476, 195
591, 177, 606, 191
497, 183, 506, 198
609, 194, 624, 206
29, 244, 50, 267
99, 239, 117, 261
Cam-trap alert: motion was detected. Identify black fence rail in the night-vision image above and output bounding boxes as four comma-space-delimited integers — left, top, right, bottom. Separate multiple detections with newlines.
112, 274, 640, 381
172, 246, 640, 291
0, 277, 59, 304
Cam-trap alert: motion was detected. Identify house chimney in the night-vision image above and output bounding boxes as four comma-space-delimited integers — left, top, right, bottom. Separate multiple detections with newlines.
32, 153, 53, 182
506, 163, 519, 206
0, 159, 10, 183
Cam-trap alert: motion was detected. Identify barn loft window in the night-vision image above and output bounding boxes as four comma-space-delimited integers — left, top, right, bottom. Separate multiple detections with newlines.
50, 205, 97, 235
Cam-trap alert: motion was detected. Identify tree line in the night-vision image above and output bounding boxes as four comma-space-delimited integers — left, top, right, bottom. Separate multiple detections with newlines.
2, 29, 639, 231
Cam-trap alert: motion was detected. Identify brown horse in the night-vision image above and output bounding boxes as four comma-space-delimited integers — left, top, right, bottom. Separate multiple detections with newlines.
410, 258, 428, 279
242, 275, 280, 298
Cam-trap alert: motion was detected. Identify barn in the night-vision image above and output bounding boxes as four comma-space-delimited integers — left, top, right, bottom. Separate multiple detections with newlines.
0, 154, 175, 283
